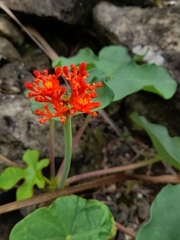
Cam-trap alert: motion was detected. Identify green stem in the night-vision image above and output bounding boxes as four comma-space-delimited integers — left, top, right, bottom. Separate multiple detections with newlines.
57, 114, 72, 188
44, 176, 52, 185
56, 114, 91, 183
49, 119, 55, 177
67, 155, 161, 184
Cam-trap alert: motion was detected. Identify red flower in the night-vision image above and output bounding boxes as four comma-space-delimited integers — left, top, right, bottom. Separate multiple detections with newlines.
25, 68, 66, 104
72, 95, 101, 116
62, 62, 103, 116
25, 63, 103, 123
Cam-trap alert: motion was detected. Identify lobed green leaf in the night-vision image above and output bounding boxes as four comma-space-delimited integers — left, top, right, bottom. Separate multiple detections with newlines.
0, 150, 49, 200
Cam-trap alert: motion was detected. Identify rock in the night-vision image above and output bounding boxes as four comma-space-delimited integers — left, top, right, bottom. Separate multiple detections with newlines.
110, 0, 155, 7
0, 92, 100, 168
93, 2, 180, 136
115, 204, 129, 224
0, 37, 21, 62
115, 211, 129, 224
0, 15, 24, 45
0, 62, 33, 94
137, 201, 150, 220
1, 0, 94, 25
0, 94, 65, 162
132, 45, 165, 66
93, 2, 180, 82
21, 44, 51, 72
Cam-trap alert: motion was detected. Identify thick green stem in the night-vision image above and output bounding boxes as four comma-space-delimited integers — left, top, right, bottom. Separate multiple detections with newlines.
49, 119, 55, 177
56, 114, 90, 184
57, 115, 72, 188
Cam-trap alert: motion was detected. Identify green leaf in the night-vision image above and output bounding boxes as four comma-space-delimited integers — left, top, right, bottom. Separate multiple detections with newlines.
0, 150, 49, 200
10, 195, 116, 240
136, 184, 180, 240
86, 69, 114, 111
96, 46, 177, 101
130, 112, 180, 169
52, 46, 177, 101
52, 48, 98, 68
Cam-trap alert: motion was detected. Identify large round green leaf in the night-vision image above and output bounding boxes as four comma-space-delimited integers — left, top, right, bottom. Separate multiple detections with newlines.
136, 184, 180, 240
86, 69, 114, 111
10, 195, 116, 240
96, 46, 177, 101
52, 48, 97, 68
130, 112, 180, 170
52, 46, 177, 101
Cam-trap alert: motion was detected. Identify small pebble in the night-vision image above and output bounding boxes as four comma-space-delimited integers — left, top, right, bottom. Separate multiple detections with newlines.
137, 193, 143, 199
137, 202, 150, 220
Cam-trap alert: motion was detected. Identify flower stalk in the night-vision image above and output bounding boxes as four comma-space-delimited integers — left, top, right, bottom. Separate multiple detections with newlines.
57, 114, 72, 188
49, 119, 55, 177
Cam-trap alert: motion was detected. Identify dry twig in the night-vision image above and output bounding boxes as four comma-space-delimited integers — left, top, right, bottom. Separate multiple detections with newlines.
0, 154, 17, 167
0, 173, 125, 214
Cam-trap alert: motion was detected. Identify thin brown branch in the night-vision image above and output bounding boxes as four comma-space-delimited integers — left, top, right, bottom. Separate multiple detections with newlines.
67, 157, 160, 184
72, 115, 91, 151
99, 110, 121, 137
131, 174, 180, 183
0, 2, 57, 61
0, 173, 125, 214
24, 24, 58, 61
0, 154, 17, 167
115, 221, 136, 238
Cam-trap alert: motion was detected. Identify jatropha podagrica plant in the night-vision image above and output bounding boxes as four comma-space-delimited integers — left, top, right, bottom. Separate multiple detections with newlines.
25, 62, 103, 189
7, 62, 116, 240
25, 62, 103, 124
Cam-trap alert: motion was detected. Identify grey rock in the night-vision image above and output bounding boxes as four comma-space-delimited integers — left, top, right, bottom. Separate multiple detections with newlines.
93, 2, 180, 82
0, 61, 102, 168
0, 15, 24, 45
0, 37, 21, 62
115, 204, 129, 224
137, 201, 150, 220
0, 62, 33, 94
21, 44, 51, 72
1, 0, 94, 25
117, 0, 155, 6
0, 94, 65, 162
0, 92, 97, 167
93, 2, 180, 136
115, 211, 129, 224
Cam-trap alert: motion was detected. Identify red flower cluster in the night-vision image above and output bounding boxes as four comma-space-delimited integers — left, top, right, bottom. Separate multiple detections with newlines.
25, 62, 103, 124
